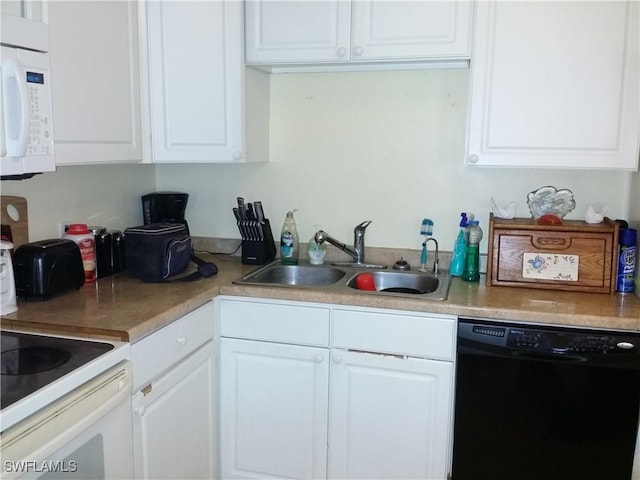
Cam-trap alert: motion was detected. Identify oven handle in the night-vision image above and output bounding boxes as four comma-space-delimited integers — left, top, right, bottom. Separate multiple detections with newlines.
1, 362, 131, 480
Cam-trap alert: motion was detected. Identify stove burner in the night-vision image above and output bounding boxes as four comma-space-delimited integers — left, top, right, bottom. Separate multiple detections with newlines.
1, 331, 115, 410
1, 346, 72, 375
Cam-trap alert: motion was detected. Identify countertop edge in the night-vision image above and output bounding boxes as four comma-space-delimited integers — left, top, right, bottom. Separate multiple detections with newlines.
2, 255, 639, 341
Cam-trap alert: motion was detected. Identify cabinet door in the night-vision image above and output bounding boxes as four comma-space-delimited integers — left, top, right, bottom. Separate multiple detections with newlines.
48, 1, 142, 164
466, 1, 639, 170
245, 0, 351, 64
351, 1, 472, 61
132, 341, 216, 480
220, 338, 329, 480
328, 350, 453, 480
146, 1, 245, 163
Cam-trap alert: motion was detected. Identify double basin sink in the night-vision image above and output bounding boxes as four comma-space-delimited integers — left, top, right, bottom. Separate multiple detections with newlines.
233, 260, 451, 301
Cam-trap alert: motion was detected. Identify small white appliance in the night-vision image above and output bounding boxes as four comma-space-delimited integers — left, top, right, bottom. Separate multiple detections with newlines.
0, 239, 17, 315
1, 13, 55, 177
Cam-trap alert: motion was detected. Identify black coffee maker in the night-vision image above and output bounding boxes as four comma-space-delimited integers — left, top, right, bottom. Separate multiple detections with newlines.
141, 192, 189, 232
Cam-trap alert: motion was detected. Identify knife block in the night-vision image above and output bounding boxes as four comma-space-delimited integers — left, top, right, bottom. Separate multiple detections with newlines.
241, 219, 277, 265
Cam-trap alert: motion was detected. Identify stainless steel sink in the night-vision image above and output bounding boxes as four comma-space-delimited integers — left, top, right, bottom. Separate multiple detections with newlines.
236, 264, 346, 286
234, 260, 451, 300
346, 271, 440, 294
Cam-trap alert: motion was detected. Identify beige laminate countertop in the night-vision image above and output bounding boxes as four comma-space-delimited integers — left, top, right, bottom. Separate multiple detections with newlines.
2, 255, 639, 341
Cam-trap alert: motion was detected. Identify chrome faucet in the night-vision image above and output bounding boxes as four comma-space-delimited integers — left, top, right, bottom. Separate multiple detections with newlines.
314, 221, 372, 265
424, 237, 440, 274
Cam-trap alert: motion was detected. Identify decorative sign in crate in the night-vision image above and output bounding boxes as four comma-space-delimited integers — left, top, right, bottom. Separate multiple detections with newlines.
486, 214, 619, 294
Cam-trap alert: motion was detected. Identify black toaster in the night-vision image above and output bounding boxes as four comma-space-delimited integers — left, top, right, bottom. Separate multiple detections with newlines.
13, 239, 85, 301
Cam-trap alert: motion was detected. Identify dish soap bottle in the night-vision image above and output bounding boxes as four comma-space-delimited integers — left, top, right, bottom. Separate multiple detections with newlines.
449, 213, 469, 276
307, 225, 326, 265
280, 210, 299, 265
462, 220, 483, 282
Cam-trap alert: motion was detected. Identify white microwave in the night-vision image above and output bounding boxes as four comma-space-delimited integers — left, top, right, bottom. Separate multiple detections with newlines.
1, 12, 55, 178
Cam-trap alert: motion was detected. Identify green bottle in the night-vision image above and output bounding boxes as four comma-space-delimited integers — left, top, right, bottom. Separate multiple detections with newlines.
462, 220, 482, 282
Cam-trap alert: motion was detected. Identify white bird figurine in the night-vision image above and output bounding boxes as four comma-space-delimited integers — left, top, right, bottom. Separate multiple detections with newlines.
584, 204, 608, 224
490, 197, 517, 219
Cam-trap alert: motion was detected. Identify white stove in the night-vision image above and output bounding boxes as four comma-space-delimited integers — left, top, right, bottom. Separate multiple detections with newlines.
0, 330, 130, 431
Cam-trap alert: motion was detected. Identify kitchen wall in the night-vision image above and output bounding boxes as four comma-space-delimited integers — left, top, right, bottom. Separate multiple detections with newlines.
1, 70, 636, 252
1, 164, 155, 241
156, 69, 635, 253
631, 172, 640, 228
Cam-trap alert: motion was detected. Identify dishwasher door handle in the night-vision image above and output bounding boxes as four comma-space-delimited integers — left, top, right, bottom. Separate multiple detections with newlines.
511, 350, 587, 363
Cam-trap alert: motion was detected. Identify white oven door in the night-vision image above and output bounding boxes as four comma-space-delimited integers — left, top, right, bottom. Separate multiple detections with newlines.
1, 361, 133, 479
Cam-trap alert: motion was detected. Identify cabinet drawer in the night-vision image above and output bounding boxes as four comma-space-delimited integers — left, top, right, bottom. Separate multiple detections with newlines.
132, 301, 214, 389
219, 299, 330, 346
332, 309, 456, 361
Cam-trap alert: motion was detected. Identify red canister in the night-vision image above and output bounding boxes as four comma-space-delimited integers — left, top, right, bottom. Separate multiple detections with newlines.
63, 224, 96, 283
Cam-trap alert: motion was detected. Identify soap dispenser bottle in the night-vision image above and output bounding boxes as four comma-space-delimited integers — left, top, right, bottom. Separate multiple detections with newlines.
307, 225, 327, 265
280, 210, 299, 265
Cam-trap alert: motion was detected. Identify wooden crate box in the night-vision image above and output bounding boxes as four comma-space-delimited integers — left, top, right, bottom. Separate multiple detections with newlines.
486, 214, 619, 294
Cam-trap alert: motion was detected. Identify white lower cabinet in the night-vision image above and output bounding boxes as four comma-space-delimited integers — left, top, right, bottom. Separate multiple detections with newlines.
131, 301, 216, 480
328, 351, 453, 480
220, 338, 330, 479
218, 297, 456, 480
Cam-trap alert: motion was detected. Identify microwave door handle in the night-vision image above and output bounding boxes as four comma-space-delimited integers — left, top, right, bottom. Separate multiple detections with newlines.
3, 59, 30, 157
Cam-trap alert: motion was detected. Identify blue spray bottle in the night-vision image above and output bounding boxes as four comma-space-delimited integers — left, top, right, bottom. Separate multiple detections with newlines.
449, 213, 470, 276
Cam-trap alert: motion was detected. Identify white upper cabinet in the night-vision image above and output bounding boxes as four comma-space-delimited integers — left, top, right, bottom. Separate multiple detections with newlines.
466, 1, 640, 170
48, 1, 142, 165
144, 1, 269, 163
246, 0, 351, 64
350, 0, 472, 62
2, 1, 48, 52
245, 0, 472, 70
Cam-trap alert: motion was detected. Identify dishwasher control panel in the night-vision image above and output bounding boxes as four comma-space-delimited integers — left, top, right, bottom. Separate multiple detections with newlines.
507, 328, 636, 354
458, 319, 638, 356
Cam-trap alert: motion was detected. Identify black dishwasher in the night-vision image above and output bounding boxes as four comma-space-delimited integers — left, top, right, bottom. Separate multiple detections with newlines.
452, 318, 640, 480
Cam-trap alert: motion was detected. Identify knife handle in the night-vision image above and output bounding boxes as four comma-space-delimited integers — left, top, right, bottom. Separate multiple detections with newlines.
237, 197, 246, 220
254, 201, 265, 222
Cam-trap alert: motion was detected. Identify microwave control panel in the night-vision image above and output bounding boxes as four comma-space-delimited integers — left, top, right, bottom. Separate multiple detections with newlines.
25, 69, 53, 157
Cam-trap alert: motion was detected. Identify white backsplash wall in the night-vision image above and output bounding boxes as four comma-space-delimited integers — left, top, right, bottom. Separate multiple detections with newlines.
1, 164, 156, 241
156, 69, 633, 253
2, 71, 633, 253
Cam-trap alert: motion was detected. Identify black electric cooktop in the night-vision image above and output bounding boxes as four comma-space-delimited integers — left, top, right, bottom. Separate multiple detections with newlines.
1, 331, 114, 409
